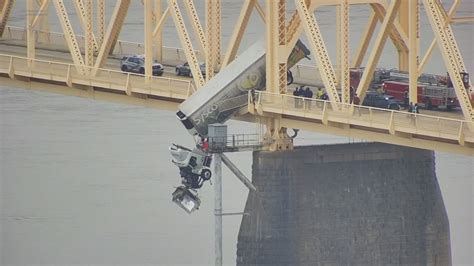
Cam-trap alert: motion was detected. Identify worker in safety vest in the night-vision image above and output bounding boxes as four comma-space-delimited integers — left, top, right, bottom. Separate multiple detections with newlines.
316, 88, 324, 99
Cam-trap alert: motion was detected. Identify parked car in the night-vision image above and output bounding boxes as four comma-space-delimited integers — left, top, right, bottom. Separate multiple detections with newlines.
363, 91, 401, 110
120, 55, 164, 76
176, 62, 206, 77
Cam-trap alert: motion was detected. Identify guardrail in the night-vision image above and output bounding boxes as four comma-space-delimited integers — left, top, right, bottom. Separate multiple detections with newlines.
1, 26, 325, 85
0, 53, 195, 99
253, 91, 474, 143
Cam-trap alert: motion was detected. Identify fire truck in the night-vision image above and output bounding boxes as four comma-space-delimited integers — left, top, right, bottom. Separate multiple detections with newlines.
350, 68, 469, 110
382, 81, 458, 110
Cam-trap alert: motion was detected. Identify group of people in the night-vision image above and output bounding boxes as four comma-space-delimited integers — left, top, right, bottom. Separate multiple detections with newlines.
407, 102, 420, 114
293, 86, 329, 109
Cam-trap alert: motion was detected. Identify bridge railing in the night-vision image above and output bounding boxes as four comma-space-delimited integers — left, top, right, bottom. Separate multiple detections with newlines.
0, 53, 195, 99
254, 91, 474, 142
1, 26, 324, 84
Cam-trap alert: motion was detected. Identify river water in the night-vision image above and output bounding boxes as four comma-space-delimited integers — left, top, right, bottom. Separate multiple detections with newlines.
1, 1, 473, 265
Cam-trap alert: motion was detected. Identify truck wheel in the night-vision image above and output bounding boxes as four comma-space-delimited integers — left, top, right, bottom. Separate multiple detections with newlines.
121, 65, 128, 72
139, 68, 145, 74
201, 169, 211, 180
389, 103, 400, 110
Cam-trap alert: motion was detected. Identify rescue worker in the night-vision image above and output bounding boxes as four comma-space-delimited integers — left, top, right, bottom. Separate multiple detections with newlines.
353, 92, 361, 116
350, 86, 355, 103
293, 87, 300, 108
316, 88, 324, 99
304, 87, 313, 109
412, 103, 420, 114
199, 137, 209, 151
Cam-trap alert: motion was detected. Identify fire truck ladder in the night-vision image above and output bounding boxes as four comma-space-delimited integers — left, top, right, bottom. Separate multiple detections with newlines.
423, 0, 473, 122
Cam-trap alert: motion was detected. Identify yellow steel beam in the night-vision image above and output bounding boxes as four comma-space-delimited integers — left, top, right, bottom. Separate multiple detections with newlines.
285, 0, 313, 59
398, 0, 409, 70
97, 0, 105, 47
153, 0, 164, 62
152, 6, 169, 37
184, 1, 206, 57
26, 0, 35, 64
31, 0, 49, 28
84, 0, 93, 67
451, 16, 474, 24
205, 0, 221, 79
168, 0, 204, 88
93, 0, 130, 71
221, 0, 256, 67
277, 0, 287, 93
73, 0, 98, 53
0, 0, 15, 37
356, 0, 401, 104
144, 0, 153, 78
408, 0, 418, 104
52, 0, 85, 74
351, 10, 376, 67
296, 0, 340, 107
265, 0, 280, 94
339, 0, 350, 104
254, 1, 265, 22
35, 0, 50, 43
371, 3, 408, 59
422, 0, 473, 122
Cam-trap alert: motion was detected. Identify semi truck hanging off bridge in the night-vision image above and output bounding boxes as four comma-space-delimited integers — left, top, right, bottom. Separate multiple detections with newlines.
169, 39, 311, 213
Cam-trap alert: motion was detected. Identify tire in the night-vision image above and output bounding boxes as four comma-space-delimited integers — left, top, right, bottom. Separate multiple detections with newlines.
121, 65, 128, 72
388, 103, 400, 110
139, 68, 145, 74
201, 169, 211, 181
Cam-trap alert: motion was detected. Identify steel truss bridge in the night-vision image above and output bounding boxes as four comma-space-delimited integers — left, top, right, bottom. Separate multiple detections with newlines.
0, 0, 473, 156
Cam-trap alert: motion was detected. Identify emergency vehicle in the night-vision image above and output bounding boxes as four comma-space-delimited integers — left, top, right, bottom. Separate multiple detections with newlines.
350, 68, 468, 110
382, 81, 458, 110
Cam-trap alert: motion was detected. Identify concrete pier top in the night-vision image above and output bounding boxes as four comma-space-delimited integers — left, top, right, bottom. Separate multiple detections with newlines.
237, 142, 451, 266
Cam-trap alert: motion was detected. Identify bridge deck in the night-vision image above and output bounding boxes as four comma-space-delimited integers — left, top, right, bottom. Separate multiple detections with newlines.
252, 91, 473, 155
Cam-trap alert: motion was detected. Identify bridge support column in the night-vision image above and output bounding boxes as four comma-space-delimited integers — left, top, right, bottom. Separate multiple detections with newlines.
237, 143, 451, 265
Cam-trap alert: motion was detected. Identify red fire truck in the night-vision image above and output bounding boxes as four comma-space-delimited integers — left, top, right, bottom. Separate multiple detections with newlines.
350, 68, 469, 110
382, 80, 458, 110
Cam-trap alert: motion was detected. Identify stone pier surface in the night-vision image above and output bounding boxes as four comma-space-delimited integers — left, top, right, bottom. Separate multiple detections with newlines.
236, 143, 451, 265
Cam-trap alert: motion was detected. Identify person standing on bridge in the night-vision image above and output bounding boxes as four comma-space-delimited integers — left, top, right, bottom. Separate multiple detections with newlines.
412, 103, 420, 114
293, 87, 300, 108
350, 86, 355, 104
353, 92, 361, 116
304, 87, 313, 110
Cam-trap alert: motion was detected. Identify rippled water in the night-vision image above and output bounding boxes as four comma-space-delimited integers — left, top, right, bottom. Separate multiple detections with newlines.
1, 1, 473, 265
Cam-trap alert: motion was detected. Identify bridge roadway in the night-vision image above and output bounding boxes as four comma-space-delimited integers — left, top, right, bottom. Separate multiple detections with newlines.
0, 28, 473, 155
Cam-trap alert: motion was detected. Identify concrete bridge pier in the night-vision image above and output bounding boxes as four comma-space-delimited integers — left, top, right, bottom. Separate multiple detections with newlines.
236, 143, 451, 265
